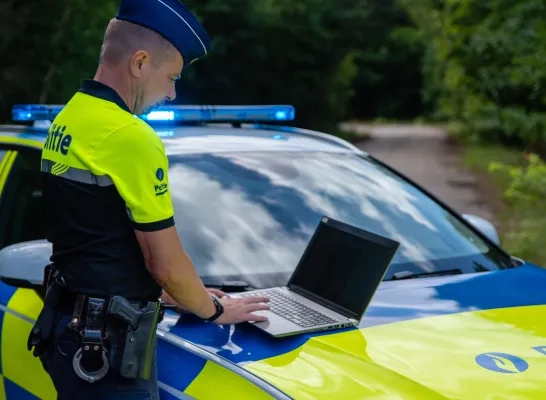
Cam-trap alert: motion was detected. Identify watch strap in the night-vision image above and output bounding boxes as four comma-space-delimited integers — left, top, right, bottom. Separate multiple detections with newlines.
203, 295, 224, 322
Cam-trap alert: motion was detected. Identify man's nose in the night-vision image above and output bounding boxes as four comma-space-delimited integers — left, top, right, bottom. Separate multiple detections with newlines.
167, 87, 176, 102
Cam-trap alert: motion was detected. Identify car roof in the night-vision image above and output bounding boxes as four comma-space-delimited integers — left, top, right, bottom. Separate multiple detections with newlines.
0, 123, 366, 156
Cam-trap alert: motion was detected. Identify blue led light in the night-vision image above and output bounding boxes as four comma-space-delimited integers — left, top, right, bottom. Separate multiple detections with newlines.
275, 111, 288, 120
11, 104, 65, 122
12, 104, 296, 124
144, 111, 175, 121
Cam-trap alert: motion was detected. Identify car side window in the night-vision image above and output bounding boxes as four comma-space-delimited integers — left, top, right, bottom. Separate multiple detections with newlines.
0, 150, 6, 163
0, 149, 44, 248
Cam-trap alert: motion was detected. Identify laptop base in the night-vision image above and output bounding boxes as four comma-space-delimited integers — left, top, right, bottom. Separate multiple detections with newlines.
234, 287, 358, 338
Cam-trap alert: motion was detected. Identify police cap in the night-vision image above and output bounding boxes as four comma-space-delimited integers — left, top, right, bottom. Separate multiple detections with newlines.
116, 0, 211, 68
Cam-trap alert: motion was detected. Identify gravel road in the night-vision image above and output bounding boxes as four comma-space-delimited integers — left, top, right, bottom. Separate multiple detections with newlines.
340, 122, 496, 222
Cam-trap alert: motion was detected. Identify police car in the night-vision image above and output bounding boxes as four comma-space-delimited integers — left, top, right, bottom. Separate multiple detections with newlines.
0, 104, 545, 399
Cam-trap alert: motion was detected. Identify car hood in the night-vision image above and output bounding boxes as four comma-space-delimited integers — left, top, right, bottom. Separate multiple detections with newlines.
162, 264, 546, 399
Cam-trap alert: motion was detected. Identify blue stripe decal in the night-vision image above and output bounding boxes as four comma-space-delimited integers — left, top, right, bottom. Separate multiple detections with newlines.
168, 314, 351, 364
3, 377, 39, 400
156, 335, 207, 391
432, 264, 546, 309
0, 286, 16, 308
361, 263, 546, 327
167, 264, 546, 365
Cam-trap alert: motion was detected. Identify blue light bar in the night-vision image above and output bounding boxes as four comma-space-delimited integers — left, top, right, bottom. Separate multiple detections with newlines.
140, 105, 295, 123
12, 104, 295, 124
11, 104, 65, 122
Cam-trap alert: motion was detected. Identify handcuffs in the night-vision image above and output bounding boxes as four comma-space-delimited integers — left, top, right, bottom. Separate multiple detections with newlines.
69, 295, 172, 383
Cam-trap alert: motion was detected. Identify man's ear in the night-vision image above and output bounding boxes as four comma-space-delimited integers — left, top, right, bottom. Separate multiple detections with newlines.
130, 50, 150, 77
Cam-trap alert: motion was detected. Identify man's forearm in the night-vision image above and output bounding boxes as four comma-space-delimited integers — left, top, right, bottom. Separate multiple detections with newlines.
152, 253, 216, 319
135, 227, 216, 319
160, 290, 190, 313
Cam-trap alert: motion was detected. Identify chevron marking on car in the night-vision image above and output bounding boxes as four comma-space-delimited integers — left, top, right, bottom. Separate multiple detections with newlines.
0, 151, 17, 195
0, 266, 545, 398
239, 304, 546, 399
0, 289, 56, 399
163, 265, 546, 397
0, 289, 280, 399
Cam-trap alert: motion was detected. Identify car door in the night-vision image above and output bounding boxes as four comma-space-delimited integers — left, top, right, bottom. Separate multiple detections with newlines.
0, 146, 45, 248
0, 145, 57, 399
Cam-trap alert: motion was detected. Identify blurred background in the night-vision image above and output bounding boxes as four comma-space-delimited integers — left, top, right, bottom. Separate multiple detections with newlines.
1, 0, 544, 265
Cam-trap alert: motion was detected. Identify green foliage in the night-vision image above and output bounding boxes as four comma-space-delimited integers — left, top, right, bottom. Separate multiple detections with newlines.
484, 152, 546, 266
180, 0, 423, 130
462, 143, 546, 266
0, 0, 116, 114
0, 0, 425, 131
346, 1, 426, 120
489, 154, 546, 202
400, 0, 546, 149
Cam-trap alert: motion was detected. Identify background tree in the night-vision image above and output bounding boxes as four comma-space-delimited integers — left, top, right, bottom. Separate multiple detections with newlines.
0, 0, 425, 131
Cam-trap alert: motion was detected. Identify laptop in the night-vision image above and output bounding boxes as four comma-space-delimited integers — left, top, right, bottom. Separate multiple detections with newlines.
231, 216, 400, 338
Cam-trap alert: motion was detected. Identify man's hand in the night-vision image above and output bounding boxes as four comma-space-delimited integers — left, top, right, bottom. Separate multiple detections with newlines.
213, 295, 270, 325
160, 289, 270, 324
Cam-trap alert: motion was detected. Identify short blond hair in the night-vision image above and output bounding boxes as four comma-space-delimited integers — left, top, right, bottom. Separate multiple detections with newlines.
99, 18, 178, 67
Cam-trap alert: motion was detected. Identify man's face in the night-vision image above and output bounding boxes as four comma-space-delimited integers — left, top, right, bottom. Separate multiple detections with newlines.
132, 50, 184, 115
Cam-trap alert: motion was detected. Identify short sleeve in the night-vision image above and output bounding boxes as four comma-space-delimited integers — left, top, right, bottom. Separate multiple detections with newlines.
93, 122, 175, 232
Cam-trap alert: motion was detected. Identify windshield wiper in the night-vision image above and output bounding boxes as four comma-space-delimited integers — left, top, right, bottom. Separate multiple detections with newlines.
386, 269, 463, 281
204, 280, 251, 292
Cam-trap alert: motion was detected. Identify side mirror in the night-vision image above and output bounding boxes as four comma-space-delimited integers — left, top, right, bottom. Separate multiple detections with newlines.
462, 214, 501, 246
0, 239, 51, 297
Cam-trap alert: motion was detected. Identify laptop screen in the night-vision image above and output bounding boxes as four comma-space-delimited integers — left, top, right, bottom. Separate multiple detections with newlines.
288, 219, 398, 319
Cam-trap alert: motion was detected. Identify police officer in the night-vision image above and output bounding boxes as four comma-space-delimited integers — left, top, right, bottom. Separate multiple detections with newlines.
30, 1, 270, 399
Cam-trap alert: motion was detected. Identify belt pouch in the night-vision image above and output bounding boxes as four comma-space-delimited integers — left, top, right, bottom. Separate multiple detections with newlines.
27, 278, 63, 357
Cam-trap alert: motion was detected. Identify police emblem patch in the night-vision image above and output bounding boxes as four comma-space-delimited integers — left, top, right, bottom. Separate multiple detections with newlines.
156, 168, 165, 181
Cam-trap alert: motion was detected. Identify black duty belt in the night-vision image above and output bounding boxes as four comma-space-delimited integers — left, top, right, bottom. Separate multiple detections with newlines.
57, 287, 151, 314
30, 264, 171, 383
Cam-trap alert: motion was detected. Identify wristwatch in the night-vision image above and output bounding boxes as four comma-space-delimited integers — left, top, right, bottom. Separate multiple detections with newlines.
203, 294, 224, 323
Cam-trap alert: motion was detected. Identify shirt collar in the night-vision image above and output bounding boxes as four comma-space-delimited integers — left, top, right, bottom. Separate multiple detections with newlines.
78, 79, 132, 114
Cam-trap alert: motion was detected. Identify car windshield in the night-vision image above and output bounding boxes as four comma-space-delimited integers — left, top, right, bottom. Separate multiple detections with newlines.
168, 151, 512, 287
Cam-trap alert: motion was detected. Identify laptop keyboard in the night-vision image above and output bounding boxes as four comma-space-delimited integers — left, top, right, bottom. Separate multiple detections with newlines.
239, 290, 338, 328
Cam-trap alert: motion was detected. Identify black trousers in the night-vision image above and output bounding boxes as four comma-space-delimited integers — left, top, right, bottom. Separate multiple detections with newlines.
39, 312, 160, 400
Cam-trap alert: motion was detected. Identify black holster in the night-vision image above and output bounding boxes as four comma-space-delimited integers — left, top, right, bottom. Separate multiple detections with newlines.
106, 296, 161, 380
27, 264, 64, 358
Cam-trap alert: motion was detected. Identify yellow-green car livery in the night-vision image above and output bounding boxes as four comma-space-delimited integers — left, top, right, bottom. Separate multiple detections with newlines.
0, 104, 544, 399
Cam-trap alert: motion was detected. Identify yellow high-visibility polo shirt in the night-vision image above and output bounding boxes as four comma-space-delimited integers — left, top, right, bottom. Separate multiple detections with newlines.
41, 79, 173, 300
